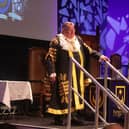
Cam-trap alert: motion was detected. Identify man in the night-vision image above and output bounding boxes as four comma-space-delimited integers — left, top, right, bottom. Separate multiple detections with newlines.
43, 21, 109, 125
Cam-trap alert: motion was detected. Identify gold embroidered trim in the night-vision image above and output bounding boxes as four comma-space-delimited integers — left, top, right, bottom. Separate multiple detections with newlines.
68, 50, 84, 110
47, 107, 75, 115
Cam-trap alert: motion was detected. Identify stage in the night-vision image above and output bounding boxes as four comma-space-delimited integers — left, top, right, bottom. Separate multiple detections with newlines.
0, 112, 104, 129
0, 81, 128, 129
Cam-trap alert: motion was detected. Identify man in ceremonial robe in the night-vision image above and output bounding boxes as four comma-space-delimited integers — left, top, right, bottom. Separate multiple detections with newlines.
43, 21, 109, 125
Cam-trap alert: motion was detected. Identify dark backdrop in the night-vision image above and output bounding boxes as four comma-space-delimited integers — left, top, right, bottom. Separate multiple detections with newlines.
0, 35, 49, 81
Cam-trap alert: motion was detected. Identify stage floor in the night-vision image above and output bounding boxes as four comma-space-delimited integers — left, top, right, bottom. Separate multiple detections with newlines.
0, 113, 104, 129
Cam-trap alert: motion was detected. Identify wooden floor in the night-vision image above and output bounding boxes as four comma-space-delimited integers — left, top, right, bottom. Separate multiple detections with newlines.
0, 113, 105, 129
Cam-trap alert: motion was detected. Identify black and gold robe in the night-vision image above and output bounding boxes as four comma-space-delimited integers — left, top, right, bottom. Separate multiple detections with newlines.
43, 35, 101, 115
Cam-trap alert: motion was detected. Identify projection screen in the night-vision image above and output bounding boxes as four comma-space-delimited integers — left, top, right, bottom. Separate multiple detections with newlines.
0, 0, 57, 41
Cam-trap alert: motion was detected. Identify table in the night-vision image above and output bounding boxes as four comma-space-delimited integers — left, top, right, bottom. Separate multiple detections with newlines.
0, 81, 33, 108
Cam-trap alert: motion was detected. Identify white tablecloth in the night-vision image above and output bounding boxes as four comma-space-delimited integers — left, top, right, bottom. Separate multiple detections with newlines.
0, 81, 33, 108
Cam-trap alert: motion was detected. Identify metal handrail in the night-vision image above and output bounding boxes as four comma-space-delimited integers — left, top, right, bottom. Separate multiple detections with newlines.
104, 61, 129, 129
105, 61, 129, 84
67, 57, 129, 129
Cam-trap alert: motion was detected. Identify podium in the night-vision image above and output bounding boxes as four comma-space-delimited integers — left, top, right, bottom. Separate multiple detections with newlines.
107, 80, 129, 122
85, 79, 129, 123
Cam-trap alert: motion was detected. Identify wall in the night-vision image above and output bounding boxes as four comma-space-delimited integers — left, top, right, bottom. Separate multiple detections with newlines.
0, 35, 49, 81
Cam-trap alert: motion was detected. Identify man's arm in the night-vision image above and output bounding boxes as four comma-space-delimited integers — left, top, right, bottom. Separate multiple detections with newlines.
45, 37, 59, 82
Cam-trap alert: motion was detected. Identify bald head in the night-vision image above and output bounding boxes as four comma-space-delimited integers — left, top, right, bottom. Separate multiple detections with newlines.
62, 22, 74, 30
62, 21, 75, 39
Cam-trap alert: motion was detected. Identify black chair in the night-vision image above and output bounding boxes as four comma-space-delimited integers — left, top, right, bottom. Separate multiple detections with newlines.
110, 54, 121, 79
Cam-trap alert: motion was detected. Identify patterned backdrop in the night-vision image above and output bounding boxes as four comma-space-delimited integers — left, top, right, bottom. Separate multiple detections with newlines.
58, 0, 108, 35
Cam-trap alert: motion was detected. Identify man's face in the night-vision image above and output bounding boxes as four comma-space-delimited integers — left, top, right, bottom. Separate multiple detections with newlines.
63, 24, 75, 39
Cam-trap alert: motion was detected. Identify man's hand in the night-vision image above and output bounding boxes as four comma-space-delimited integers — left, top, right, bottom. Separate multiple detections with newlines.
99, 55, 110, 62
50, 73, 56, 83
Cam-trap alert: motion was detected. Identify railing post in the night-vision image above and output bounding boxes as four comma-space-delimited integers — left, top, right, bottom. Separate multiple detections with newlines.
103, 63, 108, 124
95, 86, 100, 129
67, 58, 72, 129
124, 112, 129, 129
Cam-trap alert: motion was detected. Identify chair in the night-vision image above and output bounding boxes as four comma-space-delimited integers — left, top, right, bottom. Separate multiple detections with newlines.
110, 54, 121, 79
0, 105, 16, 119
